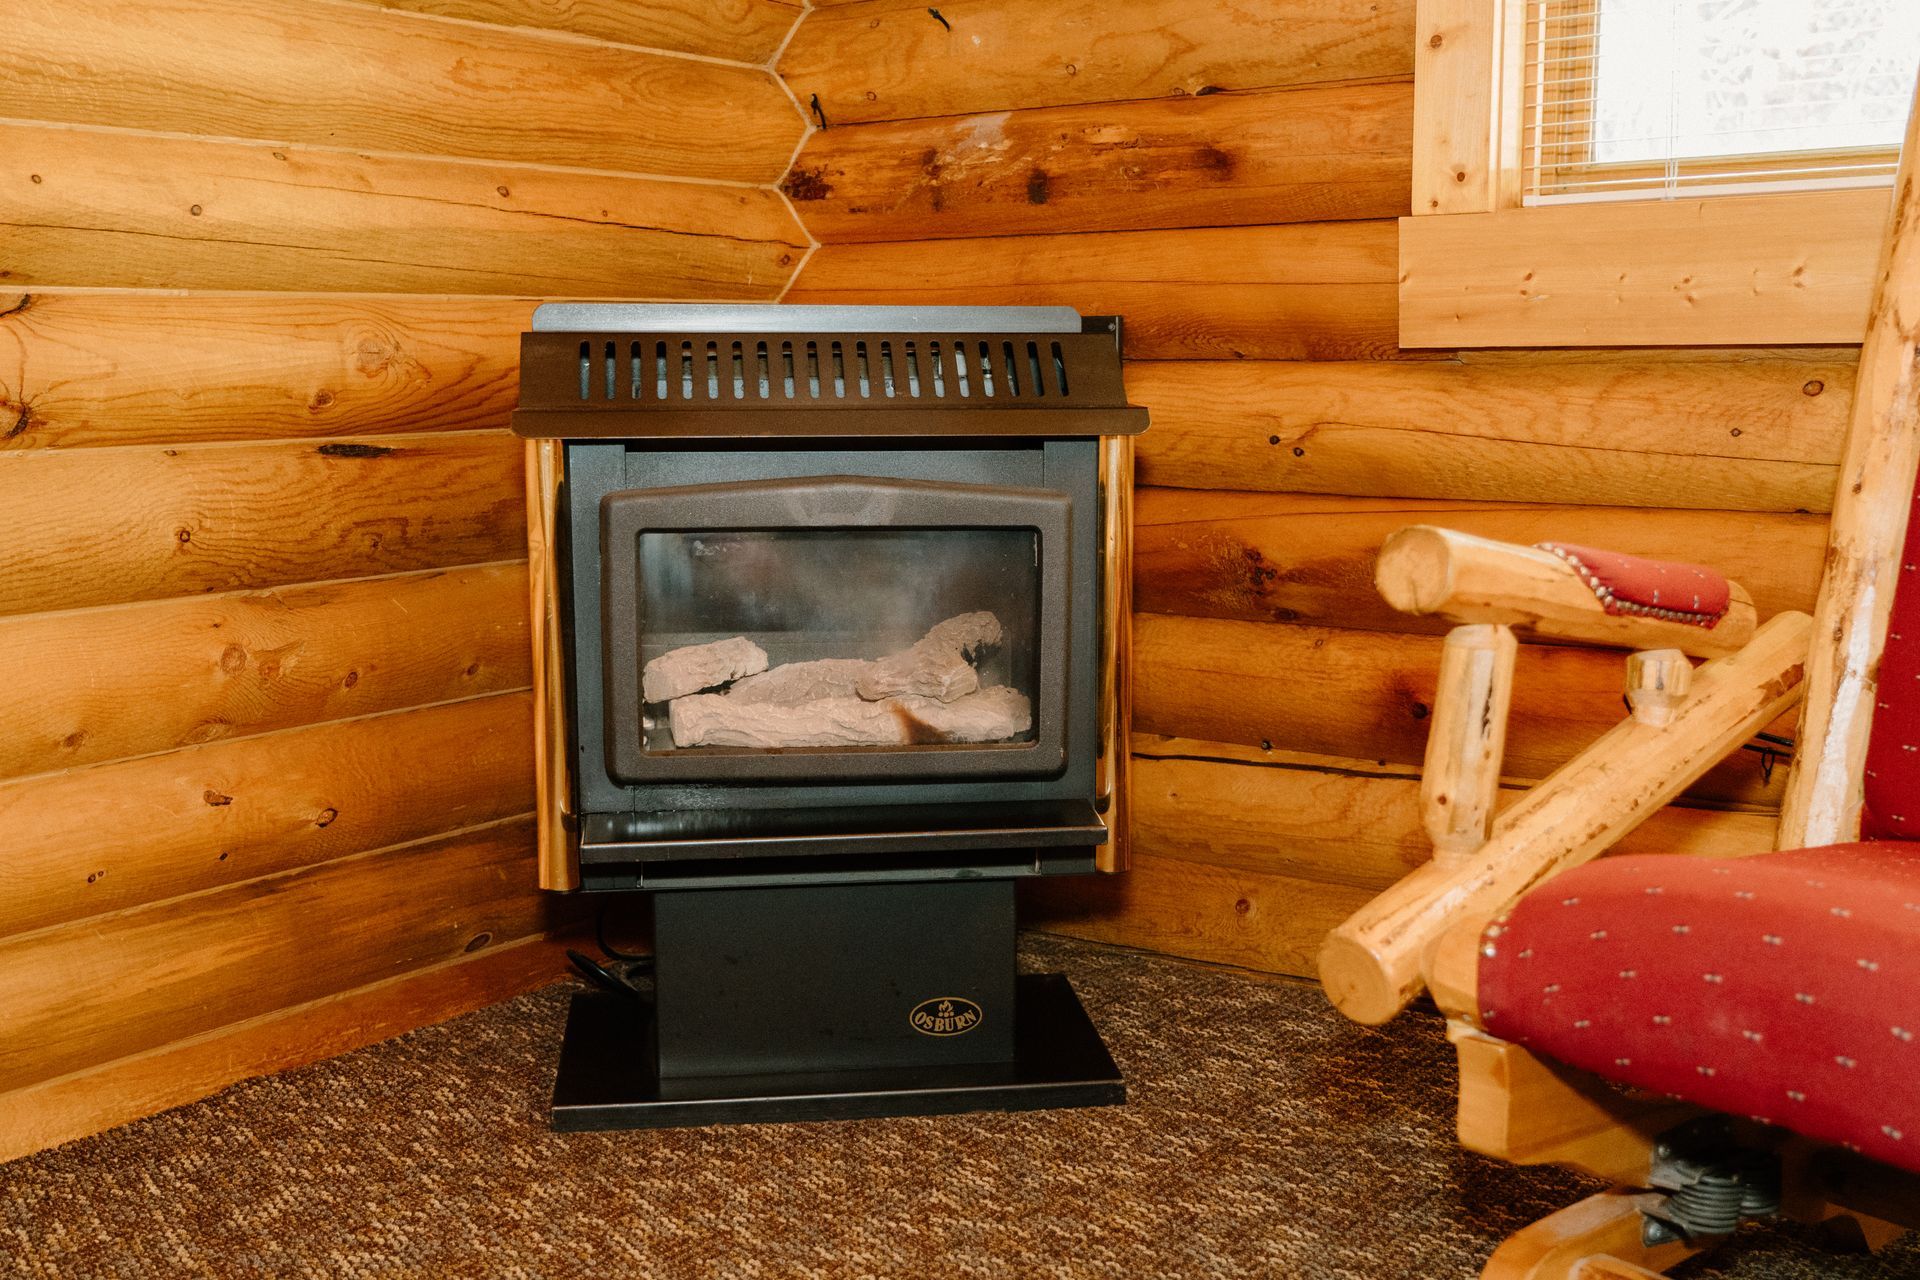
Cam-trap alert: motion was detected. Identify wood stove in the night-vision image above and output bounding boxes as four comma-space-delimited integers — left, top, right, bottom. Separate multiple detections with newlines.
516, 304, 1145, 1128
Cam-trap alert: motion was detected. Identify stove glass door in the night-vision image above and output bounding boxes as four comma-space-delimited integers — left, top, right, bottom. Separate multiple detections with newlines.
600, 475, 1072, 784
636, 527, 1039, 754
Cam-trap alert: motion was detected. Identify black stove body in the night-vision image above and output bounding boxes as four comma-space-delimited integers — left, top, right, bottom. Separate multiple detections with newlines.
515, 304, 1144, 1128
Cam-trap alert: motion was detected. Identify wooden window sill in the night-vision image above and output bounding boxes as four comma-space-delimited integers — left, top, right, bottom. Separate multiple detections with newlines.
1398, 188, 1891, 348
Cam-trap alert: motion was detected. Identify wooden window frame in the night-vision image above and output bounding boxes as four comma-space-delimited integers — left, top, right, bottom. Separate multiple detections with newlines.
1522, 0, 1900, 202
1401, 0, 1891, 348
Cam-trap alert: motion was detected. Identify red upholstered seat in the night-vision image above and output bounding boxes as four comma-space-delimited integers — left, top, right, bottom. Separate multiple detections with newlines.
1479, 844, 1920, 1174
1482, 495, 1920, 1174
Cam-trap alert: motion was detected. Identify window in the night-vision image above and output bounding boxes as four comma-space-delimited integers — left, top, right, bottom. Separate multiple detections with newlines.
1525, 0, 1920, 203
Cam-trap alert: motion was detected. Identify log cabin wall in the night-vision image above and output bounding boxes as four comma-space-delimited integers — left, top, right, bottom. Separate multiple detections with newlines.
774, 0, 1852, 977
0, 0, 810, 1158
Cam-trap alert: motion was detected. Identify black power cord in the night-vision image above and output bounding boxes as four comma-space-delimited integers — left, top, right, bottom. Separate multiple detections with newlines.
595, 899, 652, 967
567, 949, 645, 1001
566, 900, 653, 1001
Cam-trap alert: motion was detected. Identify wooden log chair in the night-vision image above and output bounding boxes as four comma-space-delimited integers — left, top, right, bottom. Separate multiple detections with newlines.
1315, 80, 1920, 1280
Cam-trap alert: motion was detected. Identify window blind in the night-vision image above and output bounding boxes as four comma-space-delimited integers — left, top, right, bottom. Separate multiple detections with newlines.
1524, 0, 1920, 204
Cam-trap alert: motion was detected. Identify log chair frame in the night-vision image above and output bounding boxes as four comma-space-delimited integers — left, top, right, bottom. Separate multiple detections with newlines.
1317, 534, 1811, 1026
1320, 74, 1920, 1279
1427, 925, 1920, 1277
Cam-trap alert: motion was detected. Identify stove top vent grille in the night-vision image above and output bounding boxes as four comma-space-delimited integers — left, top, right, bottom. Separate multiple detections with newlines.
514, 315, 1147, 439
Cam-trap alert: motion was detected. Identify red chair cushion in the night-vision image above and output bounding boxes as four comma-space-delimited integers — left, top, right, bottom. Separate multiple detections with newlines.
1478, 843, 1920, 1173
1536, 542, 1732, 628
1863, 482, 1920, 840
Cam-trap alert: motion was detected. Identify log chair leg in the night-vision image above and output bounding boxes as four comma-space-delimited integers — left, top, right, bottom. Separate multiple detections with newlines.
1422, 623, 1517, 863
1482, 1191, 1705, 1280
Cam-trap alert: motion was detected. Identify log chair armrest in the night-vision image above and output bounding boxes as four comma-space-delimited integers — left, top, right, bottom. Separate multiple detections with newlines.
1318, 610, 1812, 1025
1375, 526, 1757, 659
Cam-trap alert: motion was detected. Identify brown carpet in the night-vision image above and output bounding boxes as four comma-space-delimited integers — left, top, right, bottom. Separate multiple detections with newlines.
4, 935, 1915, 1279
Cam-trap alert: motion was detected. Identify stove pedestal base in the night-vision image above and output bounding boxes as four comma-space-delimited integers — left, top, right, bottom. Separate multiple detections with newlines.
550, 972, 1124, 1131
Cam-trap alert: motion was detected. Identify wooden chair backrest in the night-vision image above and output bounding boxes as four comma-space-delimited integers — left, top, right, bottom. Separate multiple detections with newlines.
1777, 73, 1920, 851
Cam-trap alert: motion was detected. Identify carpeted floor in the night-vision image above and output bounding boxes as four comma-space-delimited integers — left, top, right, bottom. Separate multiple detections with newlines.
3, 935, 1915, 1279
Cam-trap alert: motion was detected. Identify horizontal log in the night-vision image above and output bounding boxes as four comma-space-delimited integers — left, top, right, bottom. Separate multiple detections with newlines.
0, 563, 531, 780
0, 932, 572, 1165
3, 0, 802, 181
644, 636, 771, 702
1135, 743, 1438, 889
0, 817, 553, 1093
1400, 189, 1889, 348
1373, 525, 1758, 658
339, 0, 801, 62
1021, 851, 1374, 979
0, 433, 525, 616
1133, 490, 1828, 634
785, 222, 1401, 360
1319, 609, 1812, 1024
780, 0, 1414, 127
1133, 613, 1795, 808
670, 685, 1030, 748
1131, 736, 1780, 892
0, 125, 805, 296
784, 81, 1411, 242
1036, 736, 1778, 981
0, 694, 535, 940
1127, 353, 1854, 509
0, 293, 530, 450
